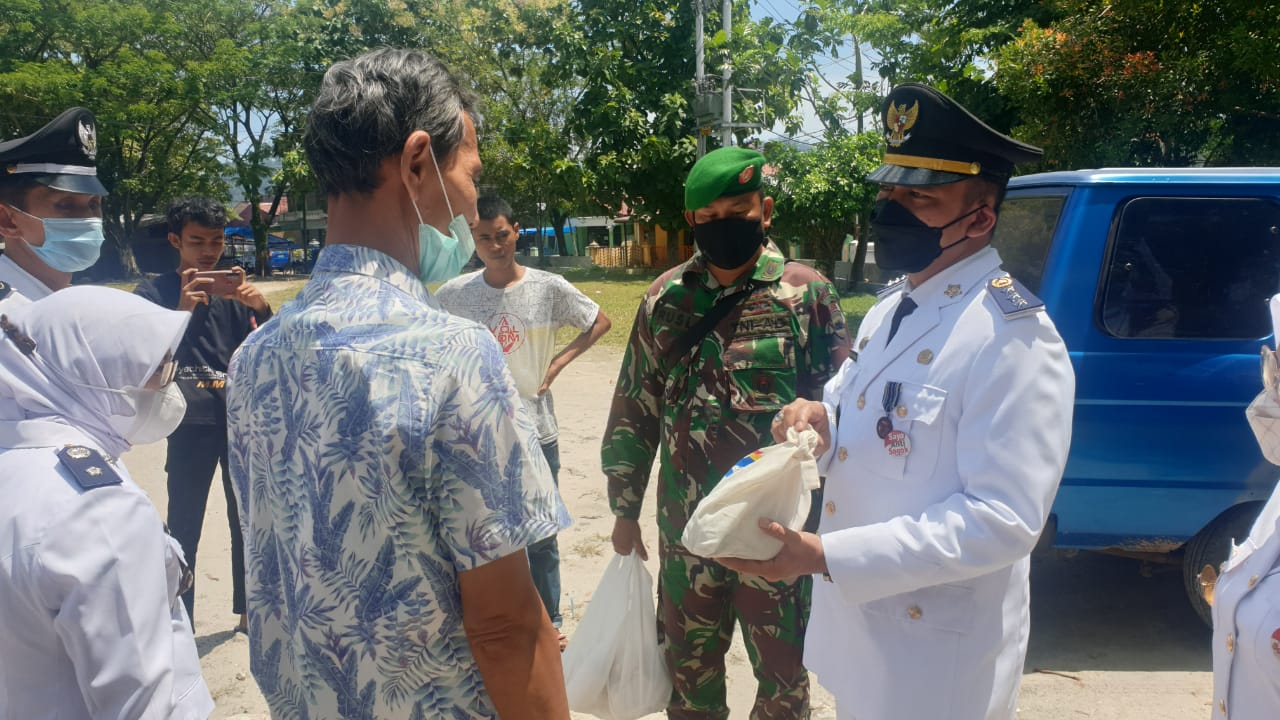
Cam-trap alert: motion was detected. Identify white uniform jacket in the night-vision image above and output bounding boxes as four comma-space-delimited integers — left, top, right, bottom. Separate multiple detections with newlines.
807, 246, 1076, 720
0, 253, 53, 301
0, 427, 214, 720
1211, 485, 1280, 720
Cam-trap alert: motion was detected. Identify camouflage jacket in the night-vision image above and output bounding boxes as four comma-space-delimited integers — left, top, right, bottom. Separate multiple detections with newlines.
602, 243, 851, 534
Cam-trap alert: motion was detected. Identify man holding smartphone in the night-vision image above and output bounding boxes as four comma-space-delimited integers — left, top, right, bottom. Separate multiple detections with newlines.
134, 196, 271, 632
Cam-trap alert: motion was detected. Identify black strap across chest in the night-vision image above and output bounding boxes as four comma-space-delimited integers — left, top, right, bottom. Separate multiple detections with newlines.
663, 280, 760, 365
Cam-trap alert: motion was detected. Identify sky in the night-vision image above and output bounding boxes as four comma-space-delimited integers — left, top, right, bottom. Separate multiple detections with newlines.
744, 0, 883, 145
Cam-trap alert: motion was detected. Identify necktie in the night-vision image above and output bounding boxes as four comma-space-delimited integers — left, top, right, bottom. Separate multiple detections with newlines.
886, 296, 917, 345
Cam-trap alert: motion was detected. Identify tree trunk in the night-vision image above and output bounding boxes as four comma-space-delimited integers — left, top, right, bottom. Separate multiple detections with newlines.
250, 201, 270, 277
851, 211, 870, 289
550, 208, 568, 255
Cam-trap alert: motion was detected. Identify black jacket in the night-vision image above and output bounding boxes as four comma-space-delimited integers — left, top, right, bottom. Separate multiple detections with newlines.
134, 272, 271, 426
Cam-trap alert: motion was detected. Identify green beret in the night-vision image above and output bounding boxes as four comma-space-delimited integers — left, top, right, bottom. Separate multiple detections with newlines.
684, 147, 765, 211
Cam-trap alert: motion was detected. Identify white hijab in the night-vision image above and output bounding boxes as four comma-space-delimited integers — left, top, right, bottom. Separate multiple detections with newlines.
0, 286, 189, 456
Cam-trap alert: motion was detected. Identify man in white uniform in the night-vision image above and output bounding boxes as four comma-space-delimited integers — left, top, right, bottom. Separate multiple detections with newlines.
1208, 294, 1280, 720
720, 83, 1076, 720
0, 107, 108, 300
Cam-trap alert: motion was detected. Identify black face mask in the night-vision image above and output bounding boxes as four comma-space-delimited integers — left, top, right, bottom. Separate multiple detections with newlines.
870, 199, 985, 274
693, 217, 766, 270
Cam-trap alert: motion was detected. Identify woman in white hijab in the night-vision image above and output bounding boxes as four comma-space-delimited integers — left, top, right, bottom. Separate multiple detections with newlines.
1208, 294, 1280, 720
0, 286, 214, 720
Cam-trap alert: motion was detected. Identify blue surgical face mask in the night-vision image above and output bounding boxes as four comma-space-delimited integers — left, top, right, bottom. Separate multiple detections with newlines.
6, 205, 105, 272
410, 152, 476, 284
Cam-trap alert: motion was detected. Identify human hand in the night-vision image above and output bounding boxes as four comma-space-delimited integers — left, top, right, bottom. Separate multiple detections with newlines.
537, 363, 565, 395
716, 518, 827, 582
178, 269, 213, 312
611, 517, 649, 561
228, 266, 269, 313
770, 399, 831, 455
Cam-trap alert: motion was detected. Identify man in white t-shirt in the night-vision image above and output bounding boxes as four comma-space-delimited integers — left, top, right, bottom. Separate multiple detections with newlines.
437, 195, 612, 638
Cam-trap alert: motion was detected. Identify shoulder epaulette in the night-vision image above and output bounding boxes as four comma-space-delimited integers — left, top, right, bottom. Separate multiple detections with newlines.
877, 276, 906, 299
0, 281, 10, 300
987, 275, 1044, 320
57, 445, 122, 490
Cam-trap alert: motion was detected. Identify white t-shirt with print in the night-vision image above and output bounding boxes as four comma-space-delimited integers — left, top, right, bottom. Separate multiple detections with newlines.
437, 267, 599, 443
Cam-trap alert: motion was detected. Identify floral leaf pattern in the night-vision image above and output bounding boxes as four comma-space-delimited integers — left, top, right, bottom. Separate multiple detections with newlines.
227, 245, 567, 719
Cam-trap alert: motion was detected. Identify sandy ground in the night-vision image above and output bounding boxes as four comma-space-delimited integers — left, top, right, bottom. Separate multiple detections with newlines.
122, 348, 1215, 720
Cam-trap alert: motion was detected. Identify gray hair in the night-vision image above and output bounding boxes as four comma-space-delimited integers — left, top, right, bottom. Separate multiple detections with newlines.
304, 48, 479, 196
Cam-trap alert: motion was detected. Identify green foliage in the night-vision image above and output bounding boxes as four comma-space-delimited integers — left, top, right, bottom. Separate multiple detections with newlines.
0, 0, 226, 275
764, 131, 882, 270
4, 0, 1275, 283
997, 0, 1280, 167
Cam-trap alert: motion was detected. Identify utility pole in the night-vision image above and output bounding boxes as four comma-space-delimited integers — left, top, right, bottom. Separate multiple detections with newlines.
854, 36, 864, 133
720, 0, 733, 147
695, 0, 707, 157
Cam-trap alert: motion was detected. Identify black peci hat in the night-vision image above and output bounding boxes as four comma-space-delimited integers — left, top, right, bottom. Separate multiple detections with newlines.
0, 107, 108, 196
867, 84, 1042, 188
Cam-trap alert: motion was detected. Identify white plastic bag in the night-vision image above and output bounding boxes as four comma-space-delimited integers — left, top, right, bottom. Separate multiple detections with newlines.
681, 428, 821, 560
562, 553, 670, 720
1248, 344, 1280, 465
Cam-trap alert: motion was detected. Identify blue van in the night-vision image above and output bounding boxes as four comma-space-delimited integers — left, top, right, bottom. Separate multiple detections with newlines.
993, 168, 1280, 623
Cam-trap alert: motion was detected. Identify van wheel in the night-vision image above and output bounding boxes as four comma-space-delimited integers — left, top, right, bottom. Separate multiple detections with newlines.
1182, 502, 1263, 627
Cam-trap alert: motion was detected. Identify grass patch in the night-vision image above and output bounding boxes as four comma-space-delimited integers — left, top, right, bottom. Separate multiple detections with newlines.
172, 263, 878, 352
571, 537, 605, 558
544, 266, 877, 351
838, 293, 877, 334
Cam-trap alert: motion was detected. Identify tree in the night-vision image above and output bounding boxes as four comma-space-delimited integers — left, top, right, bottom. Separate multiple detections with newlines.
441, 0, 592, 255
188, 0, 317, 275
764, 131, 882, 276
0, 0, 227, 277
997, 0, 1280, 167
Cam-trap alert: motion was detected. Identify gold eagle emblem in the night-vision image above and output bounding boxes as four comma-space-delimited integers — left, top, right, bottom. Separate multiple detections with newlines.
885, 100, 919, 147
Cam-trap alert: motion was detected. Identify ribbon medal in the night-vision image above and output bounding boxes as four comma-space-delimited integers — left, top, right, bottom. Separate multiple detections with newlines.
878, 382, 912, 457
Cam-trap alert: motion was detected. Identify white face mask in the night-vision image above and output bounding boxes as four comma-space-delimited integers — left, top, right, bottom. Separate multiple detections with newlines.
107, 384, 188, 446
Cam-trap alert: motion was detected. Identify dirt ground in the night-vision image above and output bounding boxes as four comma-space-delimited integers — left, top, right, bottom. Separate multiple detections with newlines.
122, 348, 1215, 720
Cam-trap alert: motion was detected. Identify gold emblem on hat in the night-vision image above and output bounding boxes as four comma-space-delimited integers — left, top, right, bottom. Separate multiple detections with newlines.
991, 277, 1013, 289
78, 119, 97, 160
945, 284, 962, 298
738, 165, 754, 185
885, 100, 919, 148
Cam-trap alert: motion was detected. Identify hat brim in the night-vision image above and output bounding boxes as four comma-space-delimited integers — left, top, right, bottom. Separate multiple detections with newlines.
33, 173, 108, 196
867, 163, 969, 187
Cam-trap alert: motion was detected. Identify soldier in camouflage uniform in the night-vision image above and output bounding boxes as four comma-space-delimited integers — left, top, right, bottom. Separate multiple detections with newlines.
602, 147, 852, 720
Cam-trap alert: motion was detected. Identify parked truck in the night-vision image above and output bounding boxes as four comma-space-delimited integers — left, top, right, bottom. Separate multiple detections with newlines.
992, 168, 1280, 623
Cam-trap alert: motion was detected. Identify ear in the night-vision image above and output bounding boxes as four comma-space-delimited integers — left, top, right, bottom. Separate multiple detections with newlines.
760, 195, 775, 231
0, 204, 21, 239
399, 130, 433, 205
168, 232, 182, 250
965, 205, 998, 237
684, 210, 696, 227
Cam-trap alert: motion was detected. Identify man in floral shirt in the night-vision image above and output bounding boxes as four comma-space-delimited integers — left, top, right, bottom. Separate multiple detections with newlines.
227, 48, 569, 720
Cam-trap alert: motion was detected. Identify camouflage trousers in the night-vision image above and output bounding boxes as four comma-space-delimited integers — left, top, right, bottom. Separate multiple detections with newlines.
657, 538, 811, 720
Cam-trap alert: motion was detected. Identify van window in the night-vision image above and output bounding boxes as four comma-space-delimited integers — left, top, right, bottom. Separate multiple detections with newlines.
992, 194, 1066, 294
1100, 197, 1280, 339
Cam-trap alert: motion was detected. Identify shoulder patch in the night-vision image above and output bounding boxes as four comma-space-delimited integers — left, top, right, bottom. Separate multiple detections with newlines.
987, 275, 1044, 320
57, 445, 122, 490
0, 281, 10, 300
877, 276, 906, 299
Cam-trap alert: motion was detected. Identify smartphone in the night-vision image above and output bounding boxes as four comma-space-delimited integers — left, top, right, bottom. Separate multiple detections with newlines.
193, 270, 243, 296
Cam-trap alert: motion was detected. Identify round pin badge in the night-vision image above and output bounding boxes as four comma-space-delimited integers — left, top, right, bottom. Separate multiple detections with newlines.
884, 429, 911, 457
